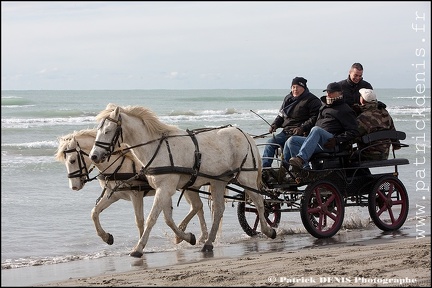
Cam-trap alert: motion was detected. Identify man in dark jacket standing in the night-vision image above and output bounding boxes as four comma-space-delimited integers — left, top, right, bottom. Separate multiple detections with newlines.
262, 76, 321, 172
338, 63, 373, 107
285, 82, 359, 169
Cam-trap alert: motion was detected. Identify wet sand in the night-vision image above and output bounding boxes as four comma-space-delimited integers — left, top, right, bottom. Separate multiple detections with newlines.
25, 222, 430, 287
36, 235, 430, 287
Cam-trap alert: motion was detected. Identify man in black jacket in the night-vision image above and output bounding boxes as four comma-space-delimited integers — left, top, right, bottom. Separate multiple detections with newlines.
262, 76, 321, 171
285, 82, 360, 169
338, 62, 373, 107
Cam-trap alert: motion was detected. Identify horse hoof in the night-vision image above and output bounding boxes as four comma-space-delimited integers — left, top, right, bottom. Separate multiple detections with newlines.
106, 234, 114, 245
201, 244, 213, 252
270, 229, 277, 239
130, 251, 143, 258
189, 233, 196, 245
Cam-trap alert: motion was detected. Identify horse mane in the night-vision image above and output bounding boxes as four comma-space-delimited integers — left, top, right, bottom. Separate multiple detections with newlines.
96, 103, 180, 136
55, 128, 97, 162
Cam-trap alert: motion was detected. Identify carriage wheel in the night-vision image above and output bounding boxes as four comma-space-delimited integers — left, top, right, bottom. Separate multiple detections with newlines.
237, 198, 281, 237
300, 180, 344, 239
368, 175, 409, 231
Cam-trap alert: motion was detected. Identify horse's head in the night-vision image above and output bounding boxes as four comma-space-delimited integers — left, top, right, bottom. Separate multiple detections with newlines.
60, 135, 93, 190
90, 105, 123, 164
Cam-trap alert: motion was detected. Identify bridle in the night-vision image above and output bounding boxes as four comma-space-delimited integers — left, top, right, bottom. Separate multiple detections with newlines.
63, 141, 93, 183
92, 115, 123, 161
63, 137, 133, 185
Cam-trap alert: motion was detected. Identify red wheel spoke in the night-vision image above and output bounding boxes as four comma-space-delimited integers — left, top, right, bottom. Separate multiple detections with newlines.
324, 194, 336, 206
325, 210, 338, 221
253, 217, 259, 230
386, 183, 395, 200
244, 207, 258, 213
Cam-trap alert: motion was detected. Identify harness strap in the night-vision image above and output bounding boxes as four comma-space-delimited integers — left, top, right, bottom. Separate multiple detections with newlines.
145, 166, 254, 180
64, 142, 91, 180
176, 129, 202, 206
181, 129, 201, 189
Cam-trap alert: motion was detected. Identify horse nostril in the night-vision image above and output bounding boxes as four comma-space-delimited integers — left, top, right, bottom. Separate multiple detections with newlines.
91, 155, 97, 161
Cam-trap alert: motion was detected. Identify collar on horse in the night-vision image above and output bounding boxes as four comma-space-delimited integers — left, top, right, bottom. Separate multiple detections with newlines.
101, 121, 259, 193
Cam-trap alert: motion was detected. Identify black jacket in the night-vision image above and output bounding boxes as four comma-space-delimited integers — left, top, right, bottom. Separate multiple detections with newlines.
315, 96, 360, 144
338, 77, 373, 107
272, 89, 321, 133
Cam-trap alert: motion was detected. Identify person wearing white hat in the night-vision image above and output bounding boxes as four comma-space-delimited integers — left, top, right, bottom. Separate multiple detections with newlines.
355, 89, 398, 160
359, 88, 377, 103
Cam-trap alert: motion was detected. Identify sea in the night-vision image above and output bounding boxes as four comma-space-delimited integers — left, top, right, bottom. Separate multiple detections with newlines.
1, 89, 431, 286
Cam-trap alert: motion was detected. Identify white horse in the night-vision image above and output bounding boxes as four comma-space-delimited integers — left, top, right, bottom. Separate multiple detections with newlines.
89, 103, 276, 257
55, 128, 209, 246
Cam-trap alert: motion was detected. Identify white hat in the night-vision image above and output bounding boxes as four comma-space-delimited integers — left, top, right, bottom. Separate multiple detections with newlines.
359, 88, 377, 102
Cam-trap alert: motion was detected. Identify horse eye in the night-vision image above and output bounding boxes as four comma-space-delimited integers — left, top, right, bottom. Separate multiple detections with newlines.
69, 159, 76, 164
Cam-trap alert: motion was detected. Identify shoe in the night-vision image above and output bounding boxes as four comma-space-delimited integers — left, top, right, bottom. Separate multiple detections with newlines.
281, 159, 290, 171
289, 157, 304, 169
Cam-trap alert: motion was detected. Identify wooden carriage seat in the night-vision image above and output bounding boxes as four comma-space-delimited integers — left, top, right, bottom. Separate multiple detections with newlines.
309, 130, 409, 170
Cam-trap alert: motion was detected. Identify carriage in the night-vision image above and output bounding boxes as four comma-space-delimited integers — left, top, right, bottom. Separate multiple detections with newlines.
237, 129, 410, 239
85, 103, 410, 257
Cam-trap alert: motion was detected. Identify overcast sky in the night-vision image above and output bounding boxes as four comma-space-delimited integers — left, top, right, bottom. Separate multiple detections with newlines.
1, 1, 430, 90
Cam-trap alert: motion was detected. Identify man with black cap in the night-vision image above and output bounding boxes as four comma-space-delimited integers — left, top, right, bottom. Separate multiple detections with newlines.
262, 76, 321, 181
284, 82, 359, 169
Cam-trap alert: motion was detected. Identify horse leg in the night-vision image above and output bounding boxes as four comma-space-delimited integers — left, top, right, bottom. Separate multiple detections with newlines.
245, 190, 277, 239
161, 192, 196, 246
175, 190, 208, 244
130, 191, 145, 238
91, 190, 118, 245
201, 183, 226, 253
130, 192, 163, 258
216, 188, 230, 240
130, 187, 195, 258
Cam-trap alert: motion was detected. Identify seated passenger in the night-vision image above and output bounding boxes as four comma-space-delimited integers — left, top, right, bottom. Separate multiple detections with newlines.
285, 82, 359, 169
353, 88, 398, 160
262, 77, 321, 167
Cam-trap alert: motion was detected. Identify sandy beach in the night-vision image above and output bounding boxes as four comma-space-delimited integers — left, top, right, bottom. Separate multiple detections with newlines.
38, 235, 430, 287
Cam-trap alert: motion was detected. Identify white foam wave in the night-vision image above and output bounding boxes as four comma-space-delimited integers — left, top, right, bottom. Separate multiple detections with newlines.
1, 116, 96, 129
3, 140, 58, 149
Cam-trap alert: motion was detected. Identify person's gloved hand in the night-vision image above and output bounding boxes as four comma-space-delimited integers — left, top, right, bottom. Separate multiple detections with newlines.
324, 138, 337, 149
290, 127, 304, 136
269, 124, 277, 133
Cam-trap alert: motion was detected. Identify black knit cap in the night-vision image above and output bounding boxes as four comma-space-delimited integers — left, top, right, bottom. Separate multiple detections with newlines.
291, 77, 307, 88
323, 82, 342, 92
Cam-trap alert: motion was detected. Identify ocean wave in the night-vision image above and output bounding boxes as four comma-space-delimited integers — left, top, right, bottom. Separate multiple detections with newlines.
168, 108, 241, 117
1, 96, 34, 106
388, 106, 431, 115
1, 116, 97, 129
1, 251, 113, 270
2, 140, 58, 149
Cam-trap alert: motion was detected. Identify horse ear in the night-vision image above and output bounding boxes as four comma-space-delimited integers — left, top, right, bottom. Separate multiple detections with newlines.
106, 103, 117, 110
114, 106, 120, 118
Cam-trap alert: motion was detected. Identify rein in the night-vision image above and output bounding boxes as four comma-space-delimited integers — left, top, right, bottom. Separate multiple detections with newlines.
63, 139, 140, 186
96, 118, 260, 202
